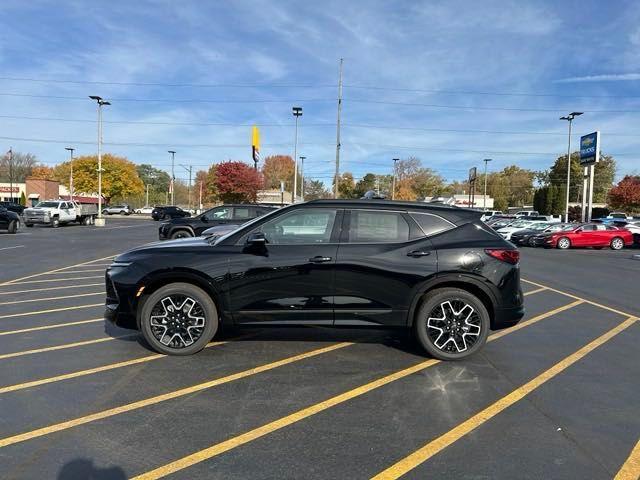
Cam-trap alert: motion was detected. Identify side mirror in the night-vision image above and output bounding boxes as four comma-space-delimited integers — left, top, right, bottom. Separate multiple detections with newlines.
247, 232, 267, 245
201, 216, 208, 222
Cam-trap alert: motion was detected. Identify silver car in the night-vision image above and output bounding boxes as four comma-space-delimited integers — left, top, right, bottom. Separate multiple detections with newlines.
102, 204, 132, 215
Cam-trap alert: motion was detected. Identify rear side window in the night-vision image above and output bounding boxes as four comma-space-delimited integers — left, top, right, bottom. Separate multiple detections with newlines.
347, 210, 410, 243
234, 207, 252, 219
409, 212, 454, 236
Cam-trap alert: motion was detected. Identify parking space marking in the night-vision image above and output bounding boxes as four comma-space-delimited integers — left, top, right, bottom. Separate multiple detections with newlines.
0, 342, 352, 449
370, 316, 638, 480
42, 269, 105, 274
522, 278, 635, 318
0, 303, 102, 319
2, 276, 103, 285
128, 302, 583, 479
0, 283, 103, 295
0, 245, 25, 252
0, 255, 114, 286
0, 291, 102, 306
523, 287, 547, 296
0, 318, 103, 336
615, 438, 640, 480
0, 333, 136, 361
0, 341, 227, 395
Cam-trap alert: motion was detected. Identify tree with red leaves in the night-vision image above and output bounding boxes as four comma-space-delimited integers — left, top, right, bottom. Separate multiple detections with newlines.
608, 175, 640, 212
214, 161, 264, 203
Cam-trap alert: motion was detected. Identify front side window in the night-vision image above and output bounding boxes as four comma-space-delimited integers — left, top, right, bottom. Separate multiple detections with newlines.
347, 210, 409, 243
255, 208, 337, 244
205, 207, 231, 220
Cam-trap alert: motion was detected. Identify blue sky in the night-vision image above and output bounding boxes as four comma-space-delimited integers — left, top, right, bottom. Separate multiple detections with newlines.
0, 0, 639, 186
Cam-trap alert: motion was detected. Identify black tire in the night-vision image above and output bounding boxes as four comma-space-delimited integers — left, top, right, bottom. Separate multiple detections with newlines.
140, 283, 218, 355
170, 229, 193, 239
556, 237, 571, 249
528, 237, 536, 247
610, 237, 624, 250
82, 216, 91, 226
51, 216, 60, 228
7, 220, 18, 234
25, 223, 33, 228
414, 288, 490, 360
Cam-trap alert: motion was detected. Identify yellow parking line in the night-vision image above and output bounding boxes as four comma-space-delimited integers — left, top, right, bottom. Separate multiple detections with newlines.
0, 283, 104, 295
523, 287, 547, 296
371, 316, 638, 480
0, 333, 136, 361
0, 255, 114, 286
0, 342, 352, 448
522, 278, 634, 318
129, 302, 583, 480
0, 292, 102, 306
615, 438, 640, 480
43, 269, 105, 274
2, 276, 103, 285
0, 303, 103, 319
0, 318, 103, 336
0, 341, 227, 395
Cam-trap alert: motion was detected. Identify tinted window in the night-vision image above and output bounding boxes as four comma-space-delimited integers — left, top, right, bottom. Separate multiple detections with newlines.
257, 208, 337, 244
582, 225, 596, 231
234, 207, 252, 219
347, 210, 409, 243
206, 207, 231, 220
410, 212, 454, 236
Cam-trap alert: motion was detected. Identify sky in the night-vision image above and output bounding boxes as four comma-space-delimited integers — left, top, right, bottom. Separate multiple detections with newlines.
0, 0, 639, 186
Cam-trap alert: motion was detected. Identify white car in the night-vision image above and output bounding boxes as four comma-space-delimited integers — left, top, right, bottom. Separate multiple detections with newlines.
135, 206, 154, 215
481, 210, 503, 221
625, 221, 640, 244
514, 210, 539, 218
497, 219, 543, 240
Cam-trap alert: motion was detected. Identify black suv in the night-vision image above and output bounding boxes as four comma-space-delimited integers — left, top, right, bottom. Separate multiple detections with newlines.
0, 207, 20, 233
106, 200, 524, 360
158, 204, 276, 240
151, 206, 190, 221
0, 201, 25, 215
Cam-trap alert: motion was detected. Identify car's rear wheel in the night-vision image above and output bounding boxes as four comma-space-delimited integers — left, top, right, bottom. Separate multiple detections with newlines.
51, 217, 60, 228
170, 230, 193, 239
528, 237, 536, 247
7, 220, 18, 234
557, 237, 571, 249
414, 288, 489, 360
140, 283, 218, 355
610, 237, 624, 250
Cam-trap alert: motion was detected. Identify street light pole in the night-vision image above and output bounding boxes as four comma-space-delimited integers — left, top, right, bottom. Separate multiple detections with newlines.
391, 158, 399, 200
559, 112, 583, 222
180, 164, 193, 211
89, 96, 110, 226
483, 158, 492, 210
65, 147, 75, 201
292, 106, 303, 203
299, 156, 306, 201
8, 148, 13, 203
168, 150, 176, 205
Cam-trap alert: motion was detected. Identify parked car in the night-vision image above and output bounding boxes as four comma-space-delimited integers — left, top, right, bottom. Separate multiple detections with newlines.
0, 206, 19, 233
151, 206, 191, 221
488, 217, 518, 230
542, 223, 633, 250
23, 200, 98, 227
480, 210, 503, 222
496, 219, 548, 240
0, 201, 25, 215
624, 221, 640, 245
158, 204, 277, 240
102, 204, 131, 215
514, 210, 539, 218
134, 206, 155, 215
510, 223, 567, 246
106, 199, 524, 360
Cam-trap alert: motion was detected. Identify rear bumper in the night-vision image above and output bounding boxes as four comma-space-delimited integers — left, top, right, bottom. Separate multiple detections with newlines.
493, 305, 525, 329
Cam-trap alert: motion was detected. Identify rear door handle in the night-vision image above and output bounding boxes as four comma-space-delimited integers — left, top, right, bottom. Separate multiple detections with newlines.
407, 250, 431, 257
309, 256, 332, 263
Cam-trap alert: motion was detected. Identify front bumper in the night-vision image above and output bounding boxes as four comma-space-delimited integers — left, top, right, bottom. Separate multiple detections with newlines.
105, 269, 138, 330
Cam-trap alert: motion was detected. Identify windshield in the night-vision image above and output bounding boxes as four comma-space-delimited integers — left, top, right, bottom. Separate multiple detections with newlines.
212, 206, 284, 245
530, 223, 551, 230
35, 202, 60, 208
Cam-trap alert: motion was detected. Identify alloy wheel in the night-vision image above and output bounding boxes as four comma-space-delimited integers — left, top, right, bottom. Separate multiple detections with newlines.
149, 295, 206, 349
558, 237, 570, 249
611, 238, 623, 250
426, 300, 481, 354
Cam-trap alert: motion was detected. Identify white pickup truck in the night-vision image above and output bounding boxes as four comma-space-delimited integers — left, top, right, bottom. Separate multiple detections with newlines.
23, 200, 98, 228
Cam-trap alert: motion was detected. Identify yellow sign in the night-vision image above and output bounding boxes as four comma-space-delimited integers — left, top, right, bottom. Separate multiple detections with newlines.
252, 125, 260, 149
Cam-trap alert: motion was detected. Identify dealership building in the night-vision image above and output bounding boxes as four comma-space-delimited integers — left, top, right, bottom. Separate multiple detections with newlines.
0, 178, 99, 205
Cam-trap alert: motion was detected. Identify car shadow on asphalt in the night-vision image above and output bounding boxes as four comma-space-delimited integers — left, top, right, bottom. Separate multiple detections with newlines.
57, 458, 126, 479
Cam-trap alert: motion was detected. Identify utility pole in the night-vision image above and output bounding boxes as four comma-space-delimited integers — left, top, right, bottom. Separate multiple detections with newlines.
391, 158, 399, 200
199, 181, 203, 211
8, 148, 13, 203
334, 58, 343, 199
168, 150, 176, 205
180, 164, 193, 211
292, 107, 303, 203
65, 147, 75, 201
482, 158, 492, 210
146, 184, 150, 207
89, 96, 110, 226
559, 112, 583, 222
299, 156, 306, 201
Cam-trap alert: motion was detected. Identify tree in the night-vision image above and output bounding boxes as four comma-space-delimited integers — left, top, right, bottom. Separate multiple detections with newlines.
304, 179, 331, 200
543, 152, 616, 203
336, 172, 356, 198
53, 154, 144, 203
136, 164, 171, 192
19, 191, 26, 206
261, 155, 299, 192
214, 161, 263, 203
29, 165, 56, 180
0, 151, 39, 182
608, 175, 640, 212
392, 157, 445, 200
194, 169, 217, 205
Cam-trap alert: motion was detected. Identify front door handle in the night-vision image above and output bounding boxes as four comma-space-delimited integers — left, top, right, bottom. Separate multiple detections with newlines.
407, 250, 431, 257
309, 256, 332, 263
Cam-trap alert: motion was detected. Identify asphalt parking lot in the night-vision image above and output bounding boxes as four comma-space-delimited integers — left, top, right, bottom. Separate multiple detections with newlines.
0, 217, 638, 479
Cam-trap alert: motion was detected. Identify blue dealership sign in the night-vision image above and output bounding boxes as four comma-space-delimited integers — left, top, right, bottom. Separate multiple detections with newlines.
579, 131, 600, 165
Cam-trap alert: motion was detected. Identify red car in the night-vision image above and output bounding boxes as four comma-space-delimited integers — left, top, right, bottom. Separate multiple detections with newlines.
545, 223, 633, 250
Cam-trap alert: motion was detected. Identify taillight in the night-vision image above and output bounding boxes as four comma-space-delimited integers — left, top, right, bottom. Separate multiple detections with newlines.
485, 248, 520, 265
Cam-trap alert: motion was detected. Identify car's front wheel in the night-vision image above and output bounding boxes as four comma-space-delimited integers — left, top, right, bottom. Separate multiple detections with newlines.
170, 230, 193, 239
557, 237, 571, 249
140, 283, 218, 355
414, 288, 489, 360
610, 237, 624, 250
7, 220, 18, 234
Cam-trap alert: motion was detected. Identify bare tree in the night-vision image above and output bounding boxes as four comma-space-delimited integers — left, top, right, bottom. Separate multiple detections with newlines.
0, 151, 39, 182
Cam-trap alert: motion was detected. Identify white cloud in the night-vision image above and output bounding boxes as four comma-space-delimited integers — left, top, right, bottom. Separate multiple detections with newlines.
555, 73, 640, 83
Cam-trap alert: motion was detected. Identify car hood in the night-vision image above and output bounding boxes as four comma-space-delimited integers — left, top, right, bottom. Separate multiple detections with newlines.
115, 236, 212, 262
510, 229, 536, 236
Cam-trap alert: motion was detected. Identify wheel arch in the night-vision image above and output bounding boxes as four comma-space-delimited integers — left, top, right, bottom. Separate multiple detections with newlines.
168, 226, 195, 237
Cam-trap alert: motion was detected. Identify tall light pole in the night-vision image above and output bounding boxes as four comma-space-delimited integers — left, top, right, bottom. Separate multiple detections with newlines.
168, 150, 176, 205
180, 164, 193, 211
482, 158, 492, 210
89, 96, 110, 226
292, 106, 302, 203
299, 156, 306, 201
559, 112, 583, 222
65, 147, 75, 201
391, 158, 399, 200
7, 148, 13, 203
